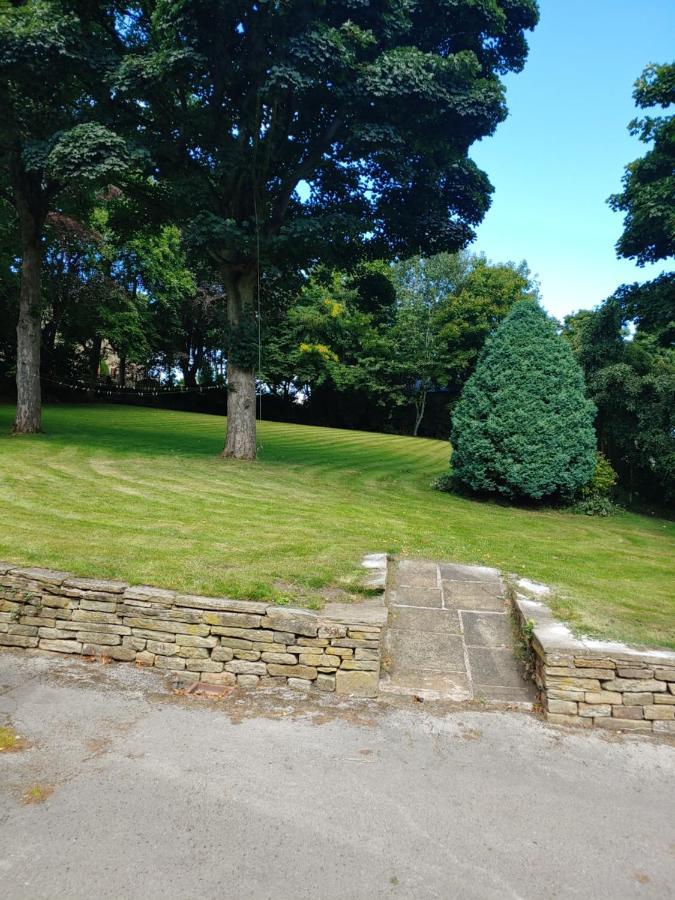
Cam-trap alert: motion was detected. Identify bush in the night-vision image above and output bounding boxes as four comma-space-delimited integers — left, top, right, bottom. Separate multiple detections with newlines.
572, 452, 620, 516
450, 300, 597, 501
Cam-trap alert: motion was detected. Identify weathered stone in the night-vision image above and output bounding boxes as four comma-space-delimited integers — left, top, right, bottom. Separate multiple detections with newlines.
298, 653, 335, 667
219, 636, 253, 650
612, 706, 643, 720
211, 627, 274, 642
653, 693, 675, 704
19, 615, 55, 629
547, 698, 578, 715
58, 620, 130, 636
259, 676, 287, 688
82, 644, 136, 662
317, 624, 347, 639
174, 646, 206, 660
548, 689, 585, 702
348, 630, 381, 641
287, 677, 312, 690
545, 713, 591, 728
340, 659, 379, 671
79, 598, 120, 615
124, 617, 210, 636
578, 703, 611, 718
39, 638, 81, 653
654, 667, 675, 682
622, 692, 653, 706
273, 631, 295, 644
202, 611, 262, 629
545, 667, 614, 680
261, 652, 297, 665
265, 607, 318, 637
75, 632, 121, 646
616, 667, 653, 679
128, 628, 175, 643
573, 657, 616, 669
355, 648, 380, 661
326, 646, 353, 658
7, 624, 38, 636
653, 720, 675, 734
236, 674, 259, 688
38, 627, 72, 640
331, 638, 379, 650
11, 566, 69, 586
546, 677, 601, 691
224, 660, 267, 675
146, 640, 179, 656
335, 669, 378, 697
135, 651, 155, 666
201, 671, 236, 686
316, 673, 336, 692
644, 705, 675, 720
153, 655, 186, 671
211, 647, 235, 663
266, 664, 317, 680
123, 585, 176, 605
602, 678, 667, 693
186, 659, 224, 673
40, 595, 71, 609
595, 718, 652, 733
296, 637, 329, 648
584, 690, 622, 705
0, 634, 38, 648
71, 609, 121, 625
233, 650, 261, 662
122, 636, 147, 651
63, 577, 128, 594
174, 593, 267, 614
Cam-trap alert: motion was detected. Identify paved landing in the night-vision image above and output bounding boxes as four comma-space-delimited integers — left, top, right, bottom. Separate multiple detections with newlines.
381, 559, 535, 704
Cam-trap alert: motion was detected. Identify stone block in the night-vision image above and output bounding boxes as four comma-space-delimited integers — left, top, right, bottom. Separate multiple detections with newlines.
355, 648, 380, 661
153, 655, 186, 670
266, 664, 317, 679
595, 718, 652, 733
127, 628, 176, 643
335, 669, 378, 697
177, 647, 209, 659
545, 713, 591, 728
547, 698, 578, 715
616, 667, 653, 679
326, 646, 353, 657
123, 585, 176, 605
71, 609, 121, 625
219, 636, 253, 650
653, 693, 675, 704
612, 706, 643, 720
237, 674, 259, 688
201, 611, 262, 629
316, 674, 336, 692
584, 691, 622, 705
578, 703, 611, 717
174, 593, 267, 614
339, 659, 379, 671
146, 640, 179, 656
546, 667, 614, 680
622, 692, 653, 706
265, 608, 318, 637
212, 627, 273, 642
211, 647, 235, 663
201, 672, 236, 686
260, 652, 297, 665
39, 638, 81, 653
135, 651, 155, 666
654, 667, 675, 682
124, 617, 210, 637
653, 721, 675, 734
644, 706, 675, 720
331, 638, 380, 650
318, 624, 347, 639
573, 657, 616, 669
225, 660, 267, 675
123, 636, 147, 651
75, 632, 121, 646
186, 659, 224, 673
548, 689, 585, 701
273, 631, 295, 644
233, 650, 261, 661
0, 634, 39, 648
64, 577, 128, 594
38, 627, 72, 640
287, 677, 312, 690
299, 653, 335, 667
296, 637, 329, 647
82, 644, 136, 662
601, 679, 666, 693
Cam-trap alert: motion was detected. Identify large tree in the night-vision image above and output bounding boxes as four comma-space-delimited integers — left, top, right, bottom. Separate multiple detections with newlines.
117, 0, 539, 458
0, 0, 131, 432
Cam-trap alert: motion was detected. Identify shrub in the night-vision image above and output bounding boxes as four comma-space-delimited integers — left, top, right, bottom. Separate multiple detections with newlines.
573, 452, 620, 516
450, 300, 597, 501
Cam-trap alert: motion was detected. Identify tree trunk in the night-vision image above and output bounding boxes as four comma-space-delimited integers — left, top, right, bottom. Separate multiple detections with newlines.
413, 388, 428, 437
119, 354, 127, 387
222, 269, 257, 459
13, 202, 44, 434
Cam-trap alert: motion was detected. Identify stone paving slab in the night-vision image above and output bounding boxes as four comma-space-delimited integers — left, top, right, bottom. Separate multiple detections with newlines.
381, 559, 535, 706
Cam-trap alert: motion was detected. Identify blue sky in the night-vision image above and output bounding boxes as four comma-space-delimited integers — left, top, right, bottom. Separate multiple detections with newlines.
470, 0, 675, 320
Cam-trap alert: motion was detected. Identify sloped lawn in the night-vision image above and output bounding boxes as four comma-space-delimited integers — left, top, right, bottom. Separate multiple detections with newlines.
1, 404, 673, 649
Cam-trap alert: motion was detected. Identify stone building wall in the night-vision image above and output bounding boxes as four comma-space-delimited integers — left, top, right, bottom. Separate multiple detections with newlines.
511, 581, 675, 734
0, 557, 387, 697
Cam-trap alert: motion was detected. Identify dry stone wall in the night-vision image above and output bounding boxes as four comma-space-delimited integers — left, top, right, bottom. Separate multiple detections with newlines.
0, 556, 387, 697
511, 579, 675, 735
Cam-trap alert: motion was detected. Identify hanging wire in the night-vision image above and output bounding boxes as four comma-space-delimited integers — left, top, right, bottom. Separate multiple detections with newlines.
40, 376, 225, 396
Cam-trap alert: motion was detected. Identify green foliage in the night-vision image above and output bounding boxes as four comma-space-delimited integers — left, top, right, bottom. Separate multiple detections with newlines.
451, 301, 597, 501
581, 453, 618, 499
609, 62, 675, 265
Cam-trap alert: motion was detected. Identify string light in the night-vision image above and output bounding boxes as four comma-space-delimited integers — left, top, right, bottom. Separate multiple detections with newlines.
40, 376, 230, 396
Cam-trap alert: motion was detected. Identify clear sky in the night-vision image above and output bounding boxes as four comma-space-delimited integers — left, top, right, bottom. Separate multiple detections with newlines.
470, 0, 675, 320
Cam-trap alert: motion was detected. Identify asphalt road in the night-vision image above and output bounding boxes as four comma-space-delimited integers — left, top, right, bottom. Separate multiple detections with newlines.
1, 651, 674, 899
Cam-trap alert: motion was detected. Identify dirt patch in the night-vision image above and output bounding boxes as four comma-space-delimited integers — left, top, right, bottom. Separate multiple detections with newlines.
0, 723, 30, 753
21, 783, 54, 805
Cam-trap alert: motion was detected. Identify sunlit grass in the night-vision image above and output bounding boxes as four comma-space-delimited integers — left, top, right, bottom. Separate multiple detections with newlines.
1, 404, 673, 648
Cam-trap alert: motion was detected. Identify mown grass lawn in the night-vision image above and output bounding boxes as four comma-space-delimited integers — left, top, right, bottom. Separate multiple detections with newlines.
1, 403, 673, 649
